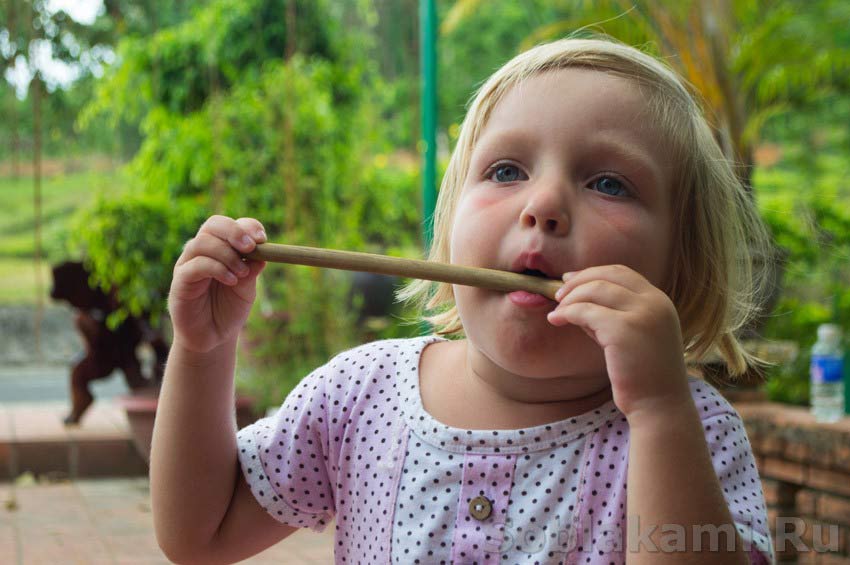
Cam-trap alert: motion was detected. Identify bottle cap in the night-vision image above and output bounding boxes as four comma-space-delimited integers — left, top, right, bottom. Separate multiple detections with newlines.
817, 323, 842, 344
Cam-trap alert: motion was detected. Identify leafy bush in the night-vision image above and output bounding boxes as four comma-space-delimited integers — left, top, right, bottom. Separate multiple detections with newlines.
66, 192, 207, 329
73, 0, 426, 408
755, 107, 850, 405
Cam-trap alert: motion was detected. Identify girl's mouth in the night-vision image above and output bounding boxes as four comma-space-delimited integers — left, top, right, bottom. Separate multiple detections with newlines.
506, 269, 559, 307
520, 268, 551, 279
508, 290, 556, 308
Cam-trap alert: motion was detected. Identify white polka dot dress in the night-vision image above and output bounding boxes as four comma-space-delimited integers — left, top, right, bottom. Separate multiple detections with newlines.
236, 336, 774, 564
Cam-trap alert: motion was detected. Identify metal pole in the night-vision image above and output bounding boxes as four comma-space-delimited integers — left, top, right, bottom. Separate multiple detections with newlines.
419, 0, 437, 252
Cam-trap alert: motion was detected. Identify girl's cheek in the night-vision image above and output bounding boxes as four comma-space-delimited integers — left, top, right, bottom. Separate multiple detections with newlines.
460, 186, 506, 211
592, 205, 643, 238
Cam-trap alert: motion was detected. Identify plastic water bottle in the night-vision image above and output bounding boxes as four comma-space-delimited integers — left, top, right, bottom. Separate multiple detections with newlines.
810, 323, 845, 423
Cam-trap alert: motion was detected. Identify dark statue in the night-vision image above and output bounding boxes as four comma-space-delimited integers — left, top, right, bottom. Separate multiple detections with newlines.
48, 261, 400, 425
49, 261, 169, 425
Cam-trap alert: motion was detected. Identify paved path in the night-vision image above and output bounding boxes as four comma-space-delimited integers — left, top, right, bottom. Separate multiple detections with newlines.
0, 366, 336, 563
0, 365, 129, 404
0, 477, 335, 564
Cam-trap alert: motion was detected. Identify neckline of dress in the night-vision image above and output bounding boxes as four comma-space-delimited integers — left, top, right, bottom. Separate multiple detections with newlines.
397, 336, 623, 455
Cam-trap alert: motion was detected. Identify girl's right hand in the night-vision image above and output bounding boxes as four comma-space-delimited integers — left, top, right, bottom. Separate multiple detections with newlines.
168, 215, 267, 354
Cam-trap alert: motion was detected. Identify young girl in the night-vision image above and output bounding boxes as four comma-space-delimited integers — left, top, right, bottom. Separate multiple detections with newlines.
151, 38, 776, 564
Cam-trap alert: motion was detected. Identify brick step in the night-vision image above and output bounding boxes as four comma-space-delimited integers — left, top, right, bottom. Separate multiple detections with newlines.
0, 401, 147, 481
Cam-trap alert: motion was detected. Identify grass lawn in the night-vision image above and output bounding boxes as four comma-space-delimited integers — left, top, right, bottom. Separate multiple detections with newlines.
0, 258, 53, 304
0, 156, 127, 305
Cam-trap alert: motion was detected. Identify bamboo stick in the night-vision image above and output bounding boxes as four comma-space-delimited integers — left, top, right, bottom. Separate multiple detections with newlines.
245, 243, 563, 300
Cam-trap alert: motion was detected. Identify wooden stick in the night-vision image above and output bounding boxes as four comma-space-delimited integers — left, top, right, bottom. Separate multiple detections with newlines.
245, 243, 563, 300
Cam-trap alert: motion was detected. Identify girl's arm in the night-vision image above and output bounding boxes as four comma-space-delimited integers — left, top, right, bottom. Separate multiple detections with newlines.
150, 340, 295, 563
626, 399, 750, 565
149, 339, 239, 559
547, 264, 759, 563
151, 215, 298, 562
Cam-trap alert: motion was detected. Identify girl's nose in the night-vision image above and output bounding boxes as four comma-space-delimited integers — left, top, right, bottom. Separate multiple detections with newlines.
519, 184, 570, 236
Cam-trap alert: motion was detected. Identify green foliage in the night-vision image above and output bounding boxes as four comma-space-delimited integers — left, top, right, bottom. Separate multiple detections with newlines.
70, 0, 425, 408
755, 96, 850, 405
733, 0, 850, 108
369, 75, 419, 149
66, 192, 207, 329
438, 0, 562, 131
80, 0, 340, 129
0, 77, 122, 160
236, 266, 361, 414
342, 153, 422, 251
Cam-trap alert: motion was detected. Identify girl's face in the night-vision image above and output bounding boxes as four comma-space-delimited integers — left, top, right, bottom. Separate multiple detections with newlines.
451, 67, 675, 384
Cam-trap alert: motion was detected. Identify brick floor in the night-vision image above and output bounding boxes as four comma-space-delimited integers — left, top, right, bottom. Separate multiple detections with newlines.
0, 399, 335, 563
0, 477, 335, 564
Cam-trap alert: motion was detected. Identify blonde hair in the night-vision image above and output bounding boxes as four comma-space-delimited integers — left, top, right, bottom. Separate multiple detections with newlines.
397, 37, 775, 378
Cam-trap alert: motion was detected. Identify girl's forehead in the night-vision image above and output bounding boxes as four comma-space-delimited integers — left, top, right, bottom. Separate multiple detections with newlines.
493, 68, 650, 120
465, 68, 677, 198
475, 69, 662, 151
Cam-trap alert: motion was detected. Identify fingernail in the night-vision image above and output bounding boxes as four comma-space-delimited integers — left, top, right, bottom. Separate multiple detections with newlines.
241, 235, 254, 248
256, 229, 266, 241
562, 272, 574, 281
555, 287, 566, 301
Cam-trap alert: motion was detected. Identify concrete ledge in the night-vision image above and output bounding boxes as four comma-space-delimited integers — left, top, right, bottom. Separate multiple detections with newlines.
0, 401, 147, 481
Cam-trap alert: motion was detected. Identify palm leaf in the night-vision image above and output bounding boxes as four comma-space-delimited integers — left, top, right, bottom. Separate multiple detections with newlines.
520, 7, 659, 55
441, 0, 487, 35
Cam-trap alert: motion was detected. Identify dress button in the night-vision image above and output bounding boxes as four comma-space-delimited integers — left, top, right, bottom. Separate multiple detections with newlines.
469, 496, 493, 521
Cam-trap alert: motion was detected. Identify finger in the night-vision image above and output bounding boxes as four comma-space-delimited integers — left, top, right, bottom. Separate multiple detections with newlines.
555, 279, 636, 313
556, 264, 650, 301
547, 300, 619, 332
177, 232, 251, 278
177, 255, 240, 288
235, 251, 266, 280
246, 258, 267, 279
235, 217, 267, 243
197, 215, 261, 256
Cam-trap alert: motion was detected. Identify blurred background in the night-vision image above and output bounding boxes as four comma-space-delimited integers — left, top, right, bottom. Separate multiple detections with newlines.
1, 0, 849, 410
0, 1, 849, 563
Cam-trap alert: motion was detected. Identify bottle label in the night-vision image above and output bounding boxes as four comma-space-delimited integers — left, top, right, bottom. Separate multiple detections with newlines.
811, 355, 844, 384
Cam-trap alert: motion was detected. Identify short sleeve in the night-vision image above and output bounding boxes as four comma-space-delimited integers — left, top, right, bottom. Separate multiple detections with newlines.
236, 363, 335, 532
702, 410, 774, 564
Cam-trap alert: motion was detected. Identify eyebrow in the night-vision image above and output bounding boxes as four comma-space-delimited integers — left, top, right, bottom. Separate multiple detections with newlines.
585, 135, 665, 194
468, 130, 538, 174
473, 130, 537, 155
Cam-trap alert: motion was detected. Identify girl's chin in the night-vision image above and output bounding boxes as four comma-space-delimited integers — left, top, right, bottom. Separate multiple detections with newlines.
493, 328, 555, 350
488, 326, 602, 364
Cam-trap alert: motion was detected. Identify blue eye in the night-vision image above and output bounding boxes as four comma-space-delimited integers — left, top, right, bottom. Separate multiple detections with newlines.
591, 176, 629, 197
489, 164, 527, 183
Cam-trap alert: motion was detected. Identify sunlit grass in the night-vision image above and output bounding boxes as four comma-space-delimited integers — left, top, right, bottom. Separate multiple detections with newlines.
0, 156, 127, 303
0, 257, 53, 305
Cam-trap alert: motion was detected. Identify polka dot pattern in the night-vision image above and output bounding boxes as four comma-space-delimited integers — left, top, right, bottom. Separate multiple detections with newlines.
571, 381, 775, 564
236, 337, 774, 564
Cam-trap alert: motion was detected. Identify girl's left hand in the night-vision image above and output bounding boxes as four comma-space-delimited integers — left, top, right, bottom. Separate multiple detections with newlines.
546, 264, 692, 420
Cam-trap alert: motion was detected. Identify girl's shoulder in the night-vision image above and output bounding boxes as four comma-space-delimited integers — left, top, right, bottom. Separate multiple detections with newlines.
323, 335, 442, 371
312, 335, 443, 392
685, 374, 742, 422
596, 375, 741, 433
